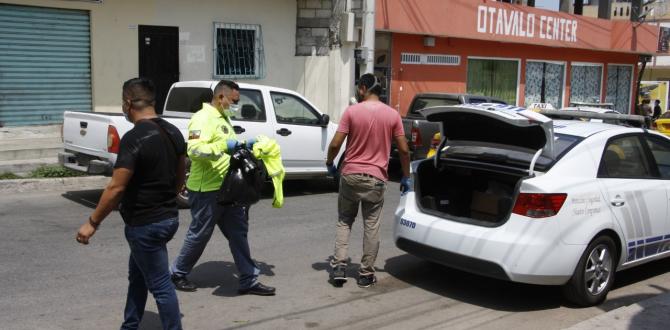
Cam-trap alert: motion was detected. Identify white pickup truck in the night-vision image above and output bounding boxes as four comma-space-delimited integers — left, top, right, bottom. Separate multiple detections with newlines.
60, 81, 342, 206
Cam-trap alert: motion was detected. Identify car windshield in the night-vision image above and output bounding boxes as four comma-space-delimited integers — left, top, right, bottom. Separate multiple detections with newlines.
441, 133, 581, 171
661, 112, 670, 119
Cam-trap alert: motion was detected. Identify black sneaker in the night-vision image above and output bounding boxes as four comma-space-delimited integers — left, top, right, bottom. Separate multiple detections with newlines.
357, 274, 377, 288
171, 274, 197, 292
238, 282, 276, 296
330, 264, 347, 287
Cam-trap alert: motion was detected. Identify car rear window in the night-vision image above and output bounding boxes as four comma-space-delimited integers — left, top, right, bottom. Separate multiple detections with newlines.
410, 97, 459, 115
165, 87, 213, 113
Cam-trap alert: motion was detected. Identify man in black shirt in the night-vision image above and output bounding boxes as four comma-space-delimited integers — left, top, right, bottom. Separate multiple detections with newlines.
653, 99, 662, 120
76, 78, 186, 330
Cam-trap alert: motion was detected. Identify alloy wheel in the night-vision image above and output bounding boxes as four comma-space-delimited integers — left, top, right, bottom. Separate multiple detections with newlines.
584, 244, 612, 296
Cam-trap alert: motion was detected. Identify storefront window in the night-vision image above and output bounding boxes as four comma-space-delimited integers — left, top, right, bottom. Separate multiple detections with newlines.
570, 64, 603, 104
606, 65, 633, 113
467, 58, 519, 105
524, 61, 565, 108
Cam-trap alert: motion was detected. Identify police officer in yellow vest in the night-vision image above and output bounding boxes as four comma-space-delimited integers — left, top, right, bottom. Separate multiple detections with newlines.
170, 80, 276, 296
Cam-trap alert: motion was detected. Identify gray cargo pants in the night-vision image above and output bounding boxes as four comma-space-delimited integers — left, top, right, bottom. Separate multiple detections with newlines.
331, 173, 387, 276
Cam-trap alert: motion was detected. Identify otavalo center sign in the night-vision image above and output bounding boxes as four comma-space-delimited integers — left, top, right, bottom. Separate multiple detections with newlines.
376, 0, 659, 54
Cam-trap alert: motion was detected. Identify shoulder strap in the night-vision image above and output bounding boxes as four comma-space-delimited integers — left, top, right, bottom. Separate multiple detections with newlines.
146, 119, 178, 157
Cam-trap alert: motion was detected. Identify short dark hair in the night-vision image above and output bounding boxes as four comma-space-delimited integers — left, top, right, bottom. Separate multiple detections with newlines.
122, 77, 155, 109
213, 79, 240, 96
655, 99, 661, 104
358, 73, 382, 96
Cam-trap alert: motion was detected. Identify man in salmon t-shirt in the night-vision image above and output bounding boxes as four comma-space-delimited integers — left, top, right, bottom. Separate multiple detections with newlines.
325, 73, 411, 288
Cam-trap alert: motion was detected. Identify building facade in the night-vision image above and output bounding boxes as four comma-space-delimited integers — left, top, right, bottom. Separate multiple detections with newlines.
0, 0, 363, 126
375, 0, 660, 116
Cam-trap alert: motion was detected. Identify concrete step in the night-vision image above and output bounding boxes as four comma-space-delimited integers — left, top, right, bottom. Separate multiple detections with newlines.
0, 157, 58, 176
0, 124, 62, 140
0, 142, 62, 161
0, 137, 61, 148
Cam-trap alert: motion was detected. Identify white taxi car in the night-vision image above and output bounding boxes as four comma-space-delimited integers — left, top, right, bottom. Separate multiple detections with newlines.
394, 104, 670, 306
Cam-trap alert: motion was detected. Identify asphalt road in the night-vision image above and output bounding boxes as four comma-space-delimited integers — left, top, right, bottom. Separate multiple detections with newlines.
1, 178, 670, 330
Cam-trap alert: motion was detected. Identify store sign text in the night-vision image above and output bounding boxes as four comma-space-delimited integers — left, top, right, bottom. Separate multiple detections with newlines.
476, 5, 578, 42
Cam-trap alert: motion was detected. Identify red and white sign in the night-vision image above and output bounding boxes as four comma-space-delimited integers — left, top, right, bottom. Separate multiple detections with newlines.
376, 0, 659, 54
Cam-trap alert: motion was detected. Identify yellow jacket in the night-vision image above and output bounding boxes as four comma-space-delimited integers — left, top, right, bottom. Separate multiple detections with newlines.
252, 135, 285, 208
186, 103, 237, 192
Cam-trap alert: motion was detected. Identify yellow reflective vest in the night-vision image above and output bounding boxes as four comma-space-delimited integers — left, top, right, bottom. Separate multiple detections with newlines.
252, 135, 285, 208
186, 103, 237, 192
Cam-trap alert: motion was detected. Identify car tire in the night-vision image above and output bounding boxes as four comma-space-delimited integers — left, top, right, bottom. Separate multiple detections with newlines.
562, 235, 617, 307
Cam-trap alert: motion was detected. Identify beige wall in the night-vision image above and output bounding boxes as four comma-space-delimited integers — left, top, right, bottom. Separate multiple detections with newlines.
2, 0, 353, 119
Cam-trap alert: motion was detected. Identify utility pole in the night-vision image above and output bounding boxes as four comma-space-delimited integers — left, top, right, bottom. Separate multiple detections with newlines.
361, 0, 375, 74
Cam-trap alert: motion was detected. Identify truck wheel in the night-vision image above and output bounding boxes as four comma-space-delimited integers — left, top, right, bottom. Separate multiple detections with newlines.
562, 235, 617, 307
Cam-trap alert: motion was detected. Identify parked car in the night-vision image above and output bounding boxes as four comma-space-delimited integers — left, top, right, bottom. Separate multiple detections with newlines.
60, 81, 343, 207
392, 93, 506, 161
394, 103, 670, 306
654, 111, 670, 137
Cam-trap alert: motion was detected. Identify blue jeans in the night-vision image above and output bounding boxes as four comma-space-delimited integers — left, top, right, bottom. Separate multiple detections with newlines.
122, 217, 181, 330
171, 190, 260, 289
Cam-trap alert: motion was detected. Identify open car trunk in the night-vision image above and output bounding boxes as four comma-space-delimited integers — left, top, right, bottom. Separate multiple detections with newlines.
413, 104, 555, 226
416, 160, 526, 225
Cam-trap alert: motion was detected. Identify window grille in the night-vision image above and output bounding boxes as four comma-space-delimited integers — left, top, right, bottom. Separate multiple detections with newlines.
401, 52, 460, 66
401, 53, 421, 64
214, 23, 266, 79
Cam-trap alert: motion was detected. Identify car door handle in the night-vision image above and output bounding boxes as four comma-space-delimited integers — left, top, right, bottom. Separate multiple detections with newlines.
233, 126, 245, 134
611, 197, 625, 207
276, 128, 292, 136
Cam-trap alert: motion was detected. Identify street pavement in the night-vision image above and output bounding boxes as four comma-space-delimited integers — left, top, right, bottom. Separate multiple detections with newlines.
1, 178, 670, 330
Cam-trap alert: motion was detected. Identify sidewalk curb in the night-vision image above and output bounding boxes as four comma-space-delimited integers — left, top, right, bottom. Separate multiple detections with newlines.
0, 176, 109, 193
564, 291, 670, 330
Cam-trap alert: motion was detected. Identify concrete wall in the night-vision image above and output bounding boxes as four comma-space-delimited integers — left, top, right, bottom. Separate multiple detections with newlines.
3, 0, 355, 121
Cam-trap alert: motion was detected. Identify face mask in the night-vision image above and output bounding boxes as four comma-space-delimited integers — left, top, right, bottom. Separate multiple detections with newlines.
223, 103, 240, 117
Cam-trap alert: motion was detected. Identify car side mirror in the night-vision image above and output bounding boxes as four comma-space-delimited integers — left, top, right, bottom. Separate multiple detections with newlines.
321, 114, 330, 127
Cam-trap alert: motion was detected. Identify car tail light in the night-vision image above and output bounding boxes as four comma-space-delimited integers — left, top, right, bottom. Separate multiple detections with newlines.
410, 126, 423, 147
107, 125, 120, 154
512, 193, 567, 218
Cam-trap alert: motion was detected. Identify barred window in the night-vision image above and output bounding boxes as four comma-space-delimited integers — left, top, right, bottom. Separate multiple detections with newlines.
214, 23, 266, 79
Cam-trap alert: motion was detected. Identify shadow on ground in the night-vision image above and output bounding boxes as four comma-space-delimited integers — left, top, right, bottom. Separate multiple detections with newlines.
138, 311, 161, 330
62, 189, 103, 209
189, 260, 275, 297
384, 254, 562, 312
594, 260, 670, 312
61, 178, 337, 209
384, 253, 670, 312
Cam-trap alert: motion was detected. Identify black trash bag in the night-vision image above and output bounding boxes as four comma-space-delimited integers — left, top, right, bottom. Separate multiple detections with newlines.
217, 147, 266, 206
